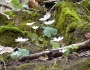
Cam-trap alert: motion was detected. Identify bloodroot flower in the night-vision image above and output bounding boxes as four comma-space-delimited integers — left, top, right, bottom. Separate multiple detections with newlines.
26, 22, 35, 26
15, 37, 28, 48
39, 12, 51, 21
43, 19, 55, 25
15, 37, 28, 42
52, 37, 64, 42
32, 26, 39, 30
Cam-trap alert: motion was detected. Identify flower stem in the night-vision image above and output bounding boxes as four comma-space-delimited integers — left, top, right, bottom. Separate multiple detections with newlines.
30, 27, 31, 33
20, 42, 22, 48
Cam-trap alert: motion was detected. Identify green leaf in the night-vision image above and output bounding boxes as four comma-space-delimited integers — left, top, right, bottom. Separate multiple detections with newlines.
10, 51, 21, 59
38, 36, 44, 42
66, 46, 78, 50
43, 27, 58, 38
71, 46, 78, 50
18, 48, 29, 56
0, 55, 4, 61
72, 52, 77, 55
63, 46, 78, 56
44, 28, 51, 37
10, 48, 29, 59
63, 49, 70, 56
11, 0, 22, 9
50, 28, 58, 35
30, 33, 39, 41
50, 41, 60, 49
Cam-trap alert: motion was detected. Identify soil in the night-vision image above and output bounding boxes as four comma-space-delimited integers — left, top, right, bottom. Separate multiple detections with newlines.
1, 48, 90, 70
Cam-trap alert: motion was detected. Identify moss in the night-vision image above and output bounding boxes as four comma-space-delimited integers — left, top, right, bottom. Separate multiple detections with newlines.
17, 63, 35, 70
65, 21, 90, 44
2, 11, 41, 27
77, 60, 90, 70
82, 0, 90, 10
3, 63, 35, 70
2, 57, 90, 70
54, 1, 90, 44
34, 62, 64, 70
54, 2, 81, 34
7, 10, 40, 21
0, 10, 41, 47
0, 26, 24, 47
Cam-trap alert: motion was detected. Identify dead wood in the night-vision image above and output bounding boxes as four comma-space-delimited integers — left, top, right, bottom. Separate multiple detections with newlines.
0, 3, 12, 10
70, 39, 90, 50
18, 39, 90, 62
0, 12, 11, 20
18, 49, 63, 62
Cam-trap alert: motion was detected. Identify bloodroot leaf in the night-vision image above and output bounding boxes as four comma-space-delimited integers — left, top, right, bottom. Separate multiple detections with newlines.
18, 48, 29, 56
10, 48, 29, 59
50, 41, 60, 49
10, 51, 21, 59
44, 28, 51, 37
43, 27, 58, 38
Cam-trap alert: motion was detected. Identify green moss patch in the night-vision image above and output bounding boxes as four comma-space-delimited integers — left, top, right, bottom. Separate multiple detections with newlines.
54, 1, 90, 44
0, 26, 24, 47
54, 2, 81, 34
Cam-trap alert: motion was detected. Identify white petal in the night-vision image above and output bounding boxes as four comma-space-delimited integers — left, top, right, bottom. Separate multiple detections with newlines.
58, 37, 64, 41
44, 12, 51, 20
15, 37, 28, 42
52, 36, 64, 42
32, 26, 39, 30
48, 20, 54, 24
39, 12, 51, 21
43, 20, 54, 25
26, 22, 35, 26
39, 18, 46, 21
43, 22, 50, 25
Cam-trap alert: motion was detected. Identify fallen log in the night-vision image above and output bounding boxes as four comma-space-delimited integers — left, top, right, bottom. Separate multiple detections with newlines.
18, 49, 63, 62
18, 39, 90, 62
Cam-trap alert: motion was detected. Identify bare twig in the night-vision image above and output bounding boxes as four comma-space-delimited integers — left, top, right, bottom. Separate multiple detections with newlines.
0, 60, 6, 70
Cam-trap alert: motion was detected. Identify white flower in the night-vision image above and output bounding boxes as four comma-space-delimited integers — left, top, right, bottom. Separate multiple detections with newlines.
52, 37, 64, 42
39, 12, 51, 21
43, 19, 55, 25
77, 2, 80, 4
26, 22, 35, 26
6, 0, 11, 3
32, 26, 39, 30
15, 37, 28, 42
83, 0, 85, 1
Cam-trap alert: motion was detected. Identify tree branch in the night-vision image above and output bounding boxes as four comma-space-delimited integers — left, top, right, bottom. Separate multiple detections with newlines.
18, 39, 90, 62
0, 12, 11, 20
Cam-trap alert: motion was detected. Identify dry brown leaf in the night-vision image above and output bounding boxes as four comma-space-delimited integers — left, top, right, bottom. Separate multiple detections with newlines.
28, 0, 40, 8
38, 56, 49, 61
84, 33, 90, 40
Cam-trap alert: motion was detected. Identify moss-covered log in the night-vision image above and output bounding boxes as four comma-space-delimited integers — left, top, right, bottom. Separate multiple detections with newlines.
54, 1, 90, 44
